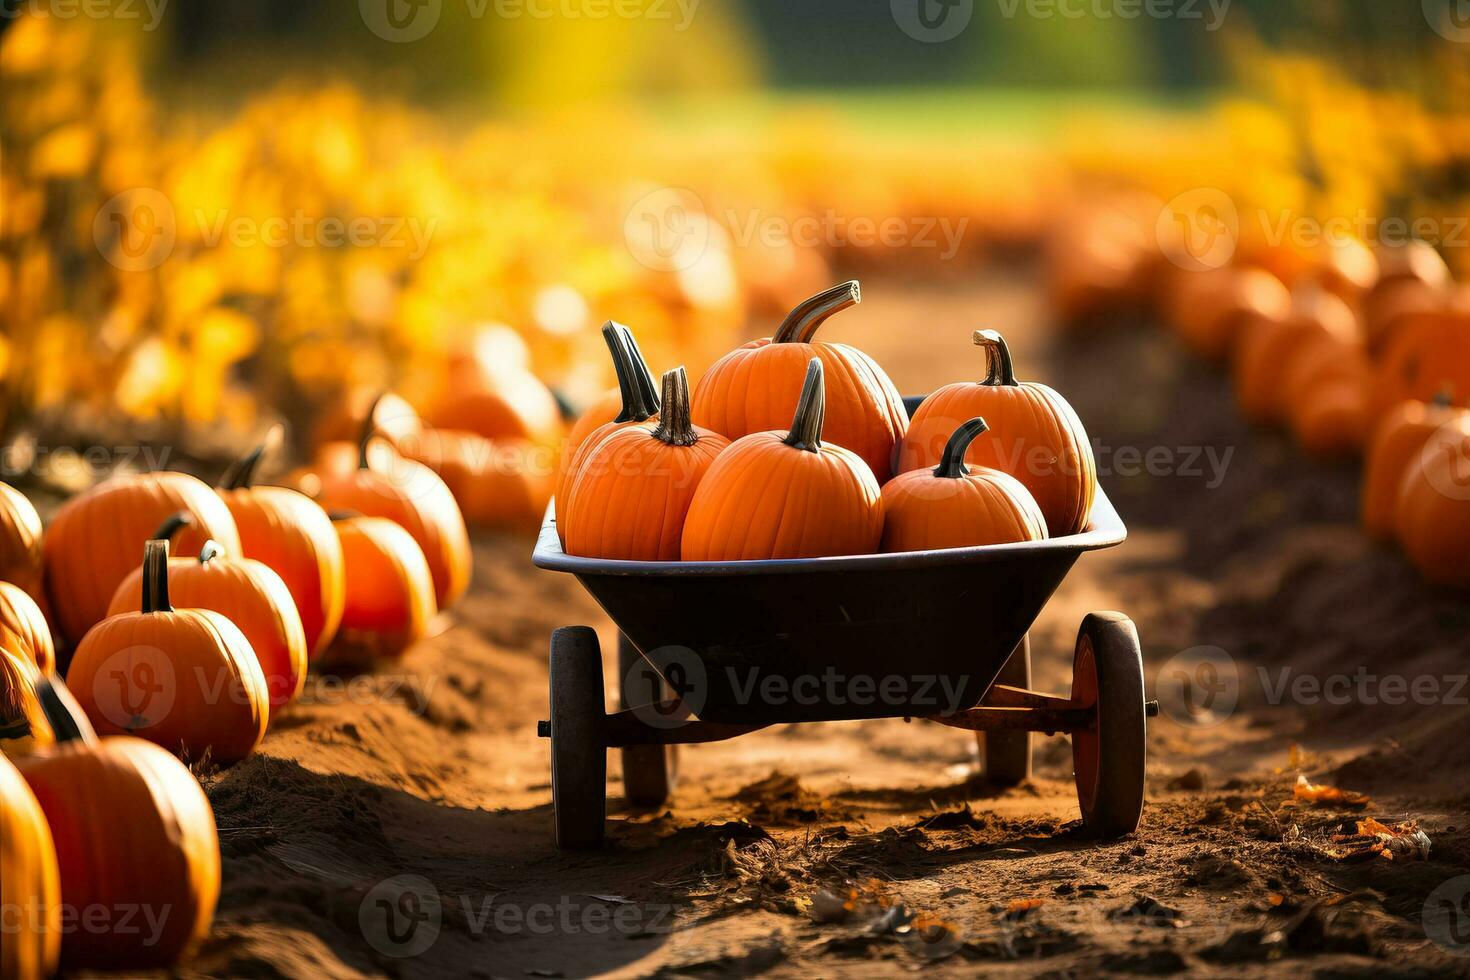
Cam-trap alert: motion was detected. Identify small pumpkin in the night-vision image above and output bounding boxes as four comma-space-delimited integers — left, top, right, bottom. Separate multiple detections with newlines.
1396, 415, 1470, 588
1, 647, 53, 757
555, 321, 661, 543
1364, 242, 1451, 351
0, 750, 60, 980
897, 330, 1096, 536
16, 678, 220, 970
1169, 266, 1291, 362
1372, 305, 1470, 418
326, 513, 437, 663
405, 430, 552, 532
0, 581, 55, 673
692, 281, 909, 483
682, 359, 883, 560
310, 389, 423, 455
217, 437, 346, 661
0, 481, 44, 600
881, 418, 1048, 553
564, 367, 730, 561
1286, 375, 1370, 459
1232, 285, 1357, 425
66, 539, 268, 765
1362, 394, 1468, 540
107, 515, 308, 723
43, 472, 241, 653
425, 360, 564, 449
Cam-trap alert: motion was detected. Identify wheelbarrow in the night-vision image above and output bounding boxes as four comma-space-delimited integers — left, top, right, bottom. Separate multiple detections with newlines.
533, 397, 1155, 849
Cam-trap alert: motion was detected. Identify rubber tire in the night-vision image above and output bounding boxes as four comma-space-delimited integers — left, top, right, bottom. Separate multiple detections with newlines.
617, 634, 678, 809
550, 626, 607, 849
980, 635, 1032, 787
1071, 612, 1146, 838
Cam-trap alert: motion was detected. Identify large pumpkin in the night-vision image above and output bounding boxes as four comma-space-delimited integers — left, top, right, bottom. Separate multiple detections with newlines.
1, 647, 53, 757
1396, 415, 1470, 588
404, 429, 552, 532
66, 539, 268, 765
1362, 395, 1468, 540
1372, 307, 1470, 418
563, 367, 730, 561
217, 439, 346, 661
0, 750, 60, 980
691, 281, 908, 483
326, 514, 437, 663
0, 581, 55, 674
897, 330, 1095, 536
683, 359, 884, 560
42, 472, 240, 653
1233, 286, 1357, 425
881, 418, 1048, 552
16, 678, 220, 970
107, 515, 307, 723
0, 481, 44, 600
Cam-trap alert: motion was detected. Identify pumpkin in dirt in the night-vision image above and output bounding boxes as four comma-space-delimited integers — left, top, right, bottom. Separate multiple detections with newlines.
106, 515, 308, 723
1362, 395, 1468, 540
1, 647, 53, 757
1396, 414, 1470, 588
66, 539, 268, 765
0, 581, 55, 674
326, 514, 437, 663
881, 418, 1048, 553
1364, 242, 1452, 351
683, 359, 883, 560
15, 678, 220, 970
404, 429, 552, 532
564, 367, 730, 561
0, 481, 44, 600
1233, 286, 1357, 425
1309, 235, 1379, 305
897, 330, 1095, 536
555, 322, 661, 542
0, 750, 60, 980
691, 282, 908, 483
1168, 266, 1291, 362
42, 472, 240, 652
217, 438, 346, 662
297, 417, 471, 610
1371, 307, 1470, 418
1286, 376, 1370, 459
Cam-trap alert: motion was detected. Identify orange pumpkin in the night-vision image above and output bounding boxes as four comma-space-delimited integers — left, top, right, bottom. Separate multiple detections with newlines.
310, 389, 423, 454
43, 472, 240, 652
298, 422, 470, 610
327, 514, 437, 663
1169, 266, 1291, 362
1286, 376, 1370, 459
683, 359, 883, 560
897, 330, 1096, 536
1233, 286, 1357, 425
16, 678, 220, 970
564, 367, 730, 560
107, 515, 307, 723
0, 481, 44, 600
1372, 307, 1470, 418
425, 362, 564, 449
692, 281, 908, 483
404, 429, 552, 532
1364, 242, 1451, 351
2, 647, 53, 757
217, 439, 346, 662
0, 750, 60, 980
0, 581, 55, 673
1362, 395, 1468, 540
555, 322, 660, 543
1396, 415, 1470, 588
881, 418, 1048, 553
66, 539, 268, 765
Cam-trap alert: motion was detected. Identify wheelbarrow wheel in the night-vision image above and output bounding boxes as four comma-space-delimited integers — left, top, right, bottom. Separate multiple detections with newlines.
549, 626, 607, 849
1071, 612, 1146, 838
980, 635, 1031, 787
617, 634, 678, 809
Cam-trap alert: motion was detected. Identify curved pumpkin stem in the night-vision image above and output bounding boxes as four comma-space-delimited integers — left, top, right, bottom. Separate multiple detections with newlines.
773, 281, 861, 345
218, 424, 285, 490
603, 321, 659, 423
616, 323, 660, 418
652, 367, 697, 447
33, 676, 98, 746
935, 417, 990, 479
152, 511, 192, 543
142, 539, 173, 615
784, 359, 826, 454
327, 509, 363, 522
199, 540, 225, 565
972, 330, 1019, 387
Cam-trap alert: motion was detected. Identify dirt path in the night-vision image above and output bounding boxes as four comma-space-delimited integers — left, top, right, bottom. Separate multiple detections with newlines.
188, 272, 1470, 978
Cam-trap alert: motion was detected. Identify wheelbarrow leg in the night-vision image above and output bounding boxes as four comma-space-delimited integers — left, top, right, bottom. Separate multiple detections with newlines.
979, 635, 1032, 787
549, 627, 607, 848
617, 633, 678, 809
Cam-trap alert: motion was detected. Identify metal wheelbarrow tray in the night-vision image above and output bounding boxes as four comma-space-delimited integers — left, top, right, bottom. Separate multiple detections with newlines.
534, 400, 1156, 849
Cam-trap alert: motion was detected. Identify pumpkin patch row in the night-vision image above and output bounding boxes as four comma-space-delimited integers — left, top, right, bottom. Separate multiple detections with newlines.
557, 283, 1098, 562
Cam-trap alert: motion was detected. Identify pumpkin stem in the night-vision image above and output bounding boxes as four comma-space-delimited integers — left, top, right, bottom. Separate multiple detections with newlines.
218, 424, 285, 490
783, 359, 827, 453
142, 539, 173, 615
1433, 385, 1455, 408
603, 321, 659, 423
935, 417, 990, 479
972, 330, 1019, 386
652, 367, 697, 447
773, 281, 861, 344
33, 677, 97, 746
199, 540, 224, 565
327, 509, 363, 522
152, 511, 192, 543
